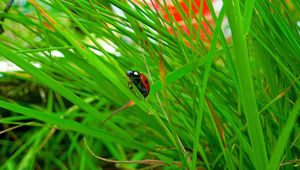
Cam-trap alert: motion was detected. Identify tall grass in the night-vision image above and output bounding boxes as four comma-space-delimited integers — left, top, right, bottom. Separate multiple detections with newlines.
0, 0, 299, 169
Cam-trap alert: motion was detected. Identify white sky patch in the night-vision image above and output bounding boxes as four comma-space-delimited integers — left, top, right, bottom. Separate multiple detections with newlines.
212, 0, 231, 38
222, 18, 231, 38
297, 21, 300, 35
38, 50, 65, 58
115, 51, 121, 57
111, 5, 125, 18
0, 61, 23, 72
99, 40, 117, 53
0, 61, 41, 72
93, 38, 120, 57
50, 50, 64, 58
111, 4, 135, 34
90, 48, 104, 56
213, 0, 223, 13
0, 39, 120, 72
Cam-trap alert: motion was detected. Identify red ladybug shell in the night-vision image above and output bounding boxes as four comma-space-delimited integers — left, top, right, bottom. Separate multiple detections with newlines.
139, 73, 150, 96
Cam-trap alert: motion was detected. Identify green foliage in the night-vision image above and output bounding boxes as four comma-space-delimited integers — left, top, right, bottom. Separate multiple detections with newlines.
0, 0, 299, 169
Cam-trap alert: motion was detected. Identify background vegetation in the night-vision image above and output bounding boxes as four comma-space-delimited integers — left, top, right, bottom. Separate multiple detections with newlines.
0, 0, 299, 169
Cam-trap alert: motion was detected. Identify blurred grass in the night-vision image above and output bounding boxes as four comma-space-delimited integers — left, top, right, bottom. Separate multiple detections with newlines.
0, 0, 299, 169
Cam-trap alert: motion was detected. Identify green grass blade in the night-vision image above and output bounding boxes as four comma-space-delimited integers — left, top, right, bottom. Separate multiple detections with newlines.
267, 98, 300, 170
227, 1, 268, 169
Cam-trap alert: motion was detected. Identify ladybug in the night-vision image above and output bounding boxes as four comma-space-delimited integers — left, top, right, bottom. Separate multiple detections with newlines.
127, 70, 150, 97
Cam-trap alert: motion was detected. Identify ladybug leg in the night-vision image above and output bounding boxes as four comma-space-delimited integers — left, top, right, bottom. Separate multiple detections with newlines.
128, 82, 133, 90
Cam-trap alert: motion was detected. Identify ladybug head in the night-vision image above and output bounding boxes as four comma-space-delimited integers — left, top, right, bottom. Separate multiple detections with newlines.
126, 70, 150, 97
127, 70, 140, 78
